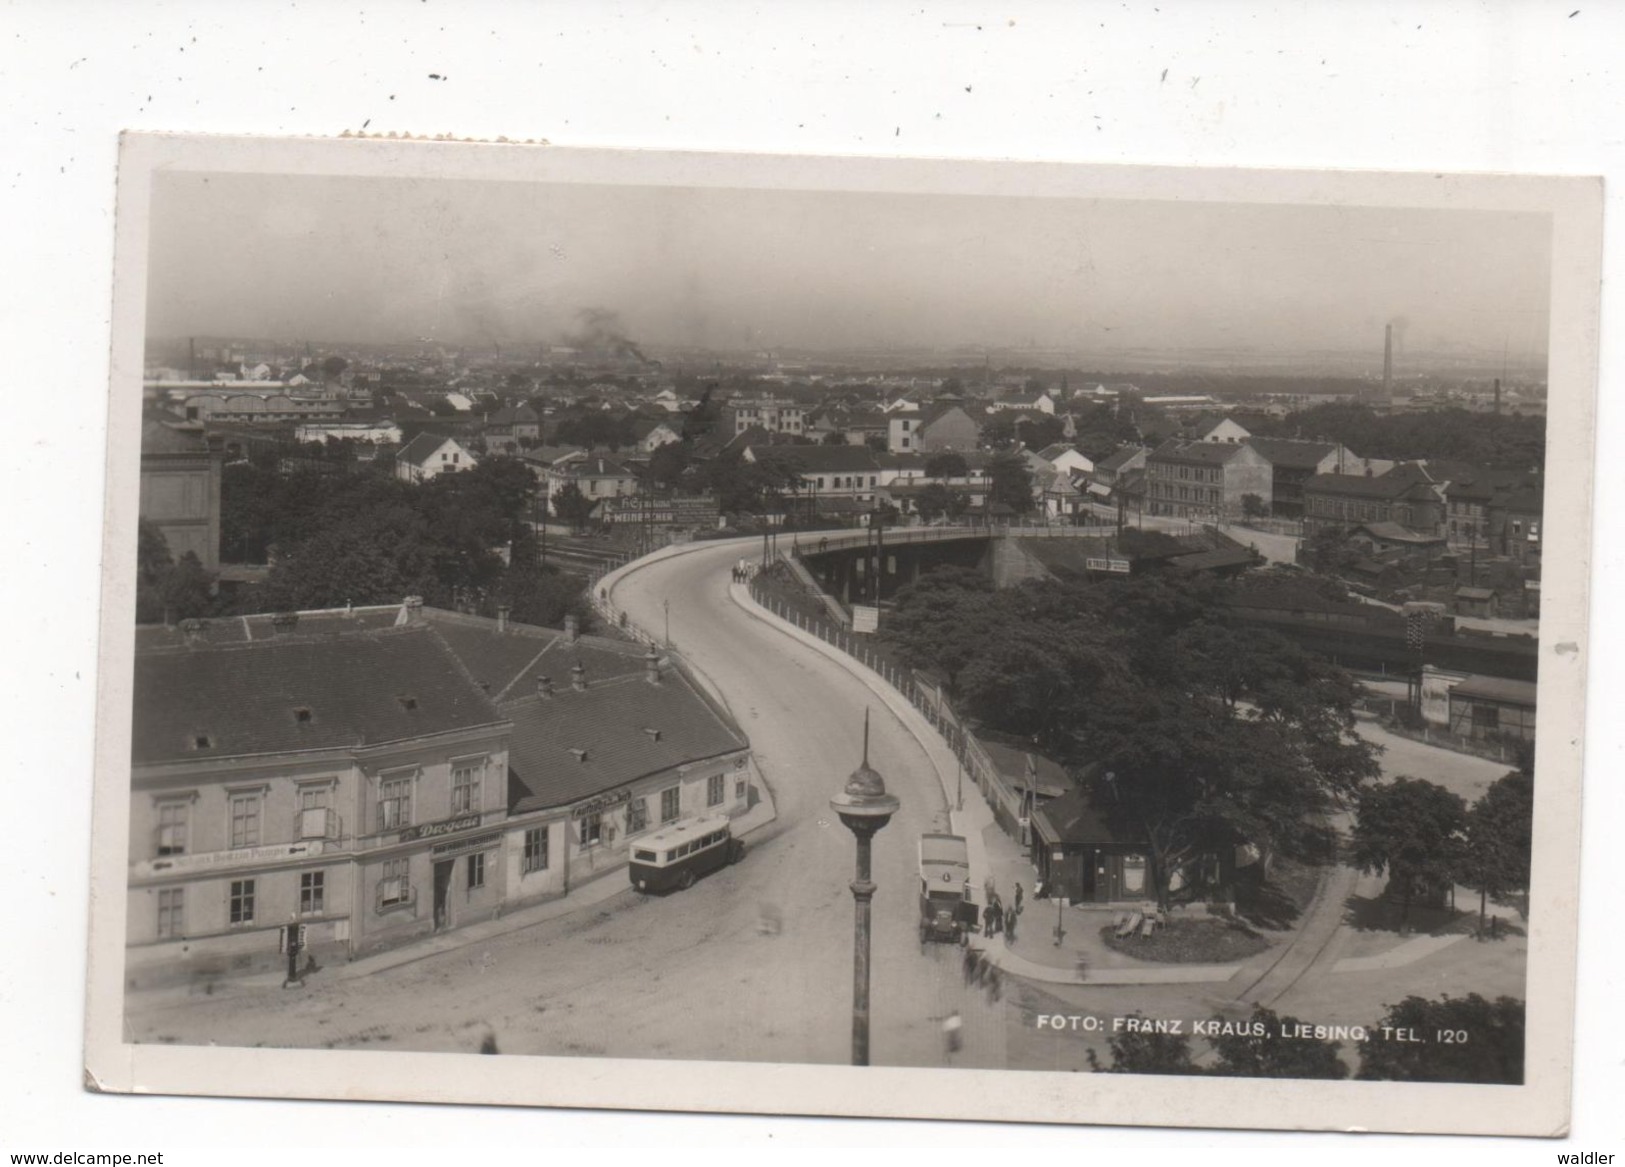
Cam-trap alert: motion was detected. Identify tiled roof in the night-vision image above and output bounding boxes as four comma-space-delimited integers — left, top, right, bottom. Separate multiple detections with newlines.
398, 431, 455, 467
1032, 786, 1139, 847
1245, 437, 1339, 470
1449, 674, 1537, 706
767, 445, 884, 473
142, 419, 210, 456
425, 609, 649, 701
503, 664, 748, 812
132, 624, 505, 765
1303, 472, 1423, 499
1352, 521, 1445, 544
1097, 445, 1147, 473
1148, 439, 1252, 466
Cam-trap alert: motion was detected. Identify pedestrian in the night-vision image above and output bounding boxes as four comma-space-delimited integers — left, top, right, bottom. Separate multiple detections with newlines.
985, 965, 1003, 1003
962, 943, 979, 985
983, 898, 1000, 937
1003, 904, 1017, 944
942, 1010, 963, 1056
1014, 882, 1024, 916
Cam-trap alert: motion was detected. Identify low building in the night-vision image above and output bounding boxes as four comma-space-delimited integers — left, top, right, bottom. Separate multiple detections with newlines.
728, 396, 806, 437
1030, 788, 1154, 907
1453, 586, 1501, 618
480, 404, 541, 454
395, 433, 476, 483
1245, 437, 1358, 518
1348, 521, 1448, 562
1447, 674, 1537, 742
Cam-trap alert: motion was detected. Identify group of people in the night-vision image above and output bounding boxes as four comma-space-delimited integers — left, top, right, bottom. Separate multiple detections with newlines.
971, 879, 1025, 944
730, 561, 758, 585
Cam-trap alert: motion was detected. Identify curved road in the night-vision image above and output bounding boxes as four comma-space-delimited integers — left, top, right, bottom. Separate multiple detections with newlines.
128, 538, 1008, 1068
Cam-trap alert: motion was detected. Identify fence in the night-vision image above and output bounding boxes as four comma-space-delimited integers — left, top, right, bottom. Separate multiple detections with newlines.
1359, 696, 1522, 764
586, 552, 665, 649
747, 565, 1027, 835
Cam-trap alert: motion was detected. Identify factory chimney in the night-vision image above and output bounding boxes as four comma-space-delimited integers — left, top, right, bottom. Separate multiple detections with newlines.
1382, 324, 1393, 404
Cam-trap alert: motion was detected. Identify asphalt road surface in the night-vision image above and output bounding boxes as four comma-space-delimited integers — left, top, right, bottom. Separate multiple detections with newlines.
128, 537, 1011, 1068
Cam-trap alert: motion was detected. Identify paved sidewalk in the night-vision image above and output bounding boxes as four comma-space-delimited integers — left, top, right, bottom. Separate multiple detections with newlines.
730, 582, 1247, 989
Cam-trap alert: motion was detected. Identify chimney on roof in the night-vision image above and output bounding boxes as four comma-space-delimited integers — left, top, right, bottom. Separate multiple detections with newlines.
645, 646, 661, 685
271, 612, 300, 637
571, 661, 587, 691
564, 613, 579, 643
537, 675, 554, 699
496, 604, 511, 634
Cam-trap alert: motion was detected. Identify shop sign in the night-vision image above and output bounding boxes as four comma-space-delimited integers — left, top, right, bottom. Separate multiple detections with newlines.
399, 814, 481, 844
852, 605, 880, 633
1085, 557, 1131, 574
431, 831, 502, 858
572, 788, 631, 819
137, 839, 323, 879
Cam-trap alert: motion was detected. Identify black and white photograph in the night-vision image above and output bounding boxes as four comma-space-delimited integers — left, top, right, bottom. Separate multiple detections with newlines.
80, 133, 1598, 1136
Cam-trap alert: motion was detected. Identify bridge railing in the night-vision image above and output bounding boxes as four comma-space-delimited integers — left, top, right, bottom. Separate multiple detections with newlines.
745, 567, 1026, 832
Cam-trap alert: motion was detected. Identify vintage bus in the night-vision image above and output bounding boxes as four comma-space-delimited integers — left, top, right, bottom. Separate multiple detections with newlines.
628, 814, 745, 893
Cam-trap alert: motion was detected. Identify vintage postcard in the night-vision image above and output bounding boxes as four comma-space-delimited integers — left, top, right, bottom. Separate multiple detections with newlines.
86, 133, 1600, 1135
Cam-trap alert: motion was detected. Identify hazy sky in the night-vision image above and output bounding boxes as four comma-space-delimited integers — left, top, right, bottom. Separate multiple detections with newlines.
146, 170, 1552, 361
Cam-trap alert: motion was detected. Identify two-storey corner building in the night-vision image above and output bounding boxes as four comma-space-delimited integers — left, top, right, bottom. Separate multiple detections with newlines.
1145, 439, 1273, 521
395, 433, 477, 483
127, 601, 761, 989
139, 419, 224, 570
127, 606, 512, 989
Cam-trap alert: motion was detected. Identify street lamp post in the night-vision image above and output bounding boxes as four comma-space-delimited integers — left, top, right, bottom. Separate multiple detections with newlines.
663, 598, 670, 648
829, 708, 900, 1067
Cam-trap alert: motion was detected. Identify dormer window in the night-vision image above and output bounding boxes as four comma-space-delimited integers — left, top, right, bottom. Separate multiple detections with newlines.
569, 748, 588, 763
193, 733, 212, 750
294, 707, 313, 725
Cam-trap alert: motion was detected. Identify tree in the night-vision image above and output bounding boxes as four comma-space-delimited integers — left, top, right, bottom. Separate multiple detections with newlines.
1462, 767, 1533, 937
551, 482, 596, 532
261, 506, 440, 611
1356, 994, 1524, 1084
647, 441, 690, 488
1350, 778, 1468, 932
1206, 1006, 1350, 1079
821, 430, 849, 446
320, 355, 348, 379
1086, 1016, 1200, 1075
162, 551, 216, 622
1015, 413, 1065, 450
914, 482, 969, 525
1241, 492, 1269, 520
924, 451, 969, 480
987, 452, 1034, 514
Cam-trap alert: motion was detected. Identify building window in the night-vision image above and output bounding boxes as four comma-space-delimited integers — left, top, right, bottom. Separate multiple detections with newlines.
378, 775, 413, 832
155, 801, 188, 856
661, 786, 681, 823
298, 785, 330, 813
626, 797, 649, 834
300, 871, 325, 915
451, 761, 482, 816
523, 827, 549, 873
229, 879, 256, 926
707, 773, 725, 807
467, 852, 486, 890
579, 813, 603, 846
379, 858, 410, 908
157, 888, 184, 939
229, 793, 261, 849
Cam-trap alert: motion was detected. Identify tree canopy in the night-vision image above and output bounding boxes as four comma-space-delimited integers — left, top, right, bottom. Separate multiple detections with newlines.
880, 568, 1379, 904
1462, 767, 1533, 935
987, 452, 1034, 514
1350, 777, 1468, 931
1356, 994, 1525, 1084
